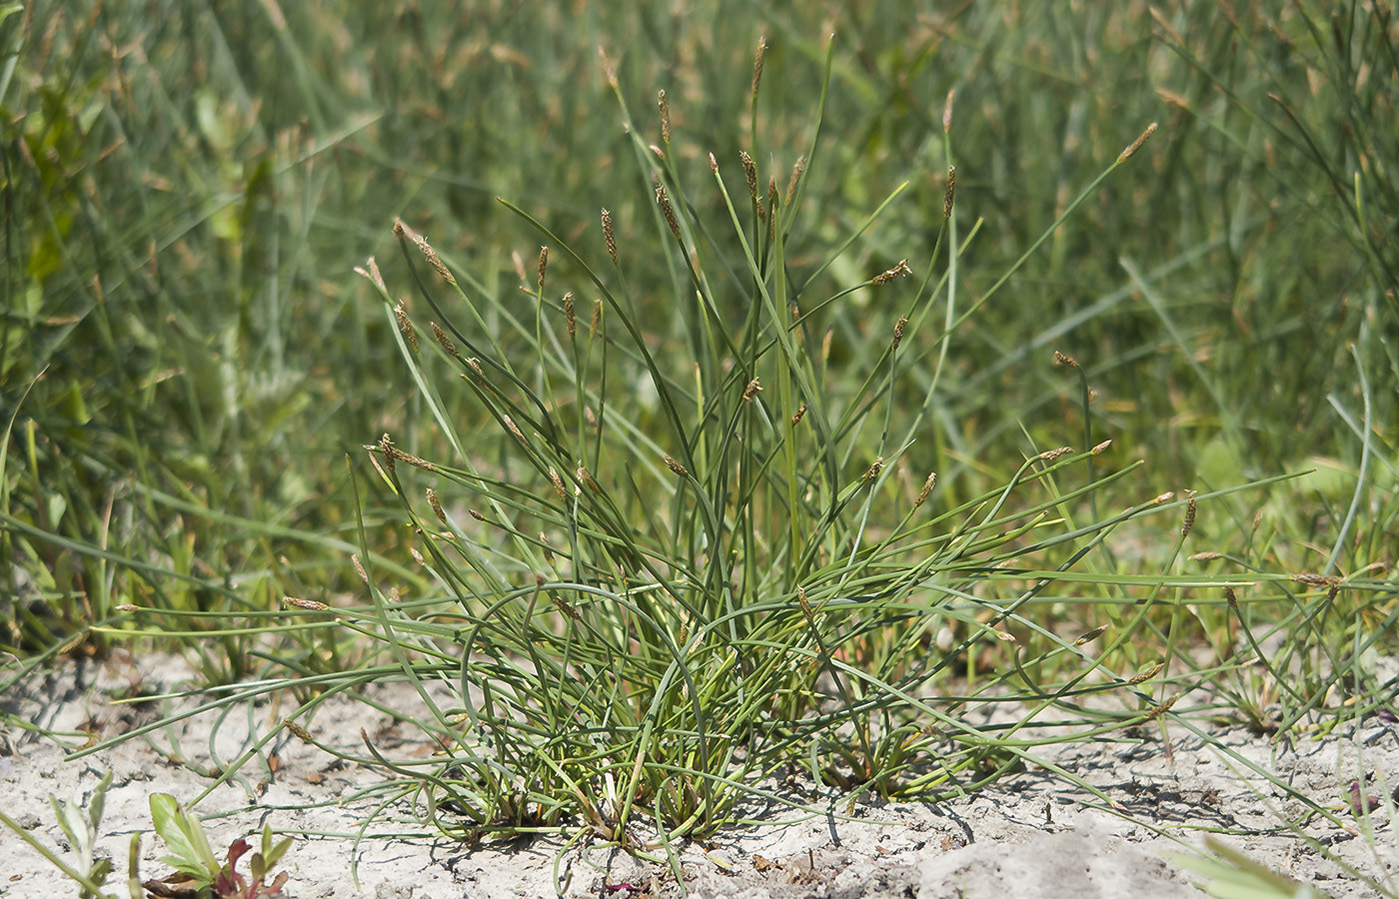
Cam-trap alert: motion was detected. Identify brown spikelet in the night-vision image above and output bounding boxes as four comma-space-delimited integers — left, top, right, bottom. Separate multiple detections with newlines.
892, 315, 908, 351
821, 327, 834, 364
599, 46, 618, 89
873, 259, 912, 285
283, 596, 330, 611
943, 165, 956, 219
601, 208, 618, 263
1054, 350, 1077, 367
502, 415, 526, 443
864, 457, 884, 482
740, 150, 758, 199
115, 604, 141, 613
1292, 573, 1343, 589
466, 356, 484, 377
378, 433, 397, 475
469, 509, 485, 521
752, 36, 767, 97
1153, 491, 1176, 505
791, 403, 807, 426
284, 720, 314, 743
410, 547, 424, 564
1040, 446, 1073, 462
352, 554, 369, 585
786, 154, 806, 205
1117, 122, 1159, 164
394, 302, 419, 352
396, 219, 457, 285
1129, 662, 1164, 685
563, 291, 576, 337
537, 246, 549, 294
577, 465, 597, 491
942, 88, 955, 134
742, 378, 762, 402
656, 180, 681, 239
590, 298, 603, 336
1091, 439, 1113, 455
1224, 585, 1239, 610
658, 89, 671, 145
427, 488, 447, 525
549, 467, 567, 501
354, 256, 387, 294
915, 471, 936, 509
540, 533, 555, 566
1189, 551, 1223, 561
790, 301, 801, 323
551, 589, 581, 621
664, 454, 689, 478
1181, 489, 1198, 538
1074, 624, 1109, 646
797, 584, 812, 617
396, 450, 437, 472
1145, 693, 1179, 720
431, 322, 458, 356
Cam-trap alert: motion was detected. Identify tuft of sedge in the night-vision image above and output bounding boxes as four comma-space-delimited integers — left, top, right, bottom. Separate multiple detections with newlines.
915, 471, 937, 509
791, 403, 807, 426
664, 454, 689, 478
431, 322, 458, 356
283, 596, 329, 612
601, 208, 618, 264
658, 89, 671, 145
892, 315, 908, 351
1181, 489, 1198, 538
742, 378, 762, 402
537, 246, 548, 294
564, 292, 576, 337
943, 164, 956, 220
740, 150, 758, 199
1053, 350, 1077, 367
394, 302, 418, 352
873, 259, 912, 285
1117, 122, 1159, 164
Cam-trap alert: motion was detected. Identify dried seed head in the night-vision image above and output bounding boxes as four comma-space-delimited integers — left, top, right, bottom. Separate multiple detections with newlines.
1129, 662, 1163, 685
549, 466, 567, 501
864, 457, 884, 482
742, 378, 762, 402
790, 300, 801, 323
658, 89, 671, 145
466, 356, 484, 377
791, 403, 807, 426
873, 259, 912, 285
394, 302, 419, 352
752, 36, 767, 97
1074, 624, 1109, 646
352, 554, 369, 585
785, 154, 806, 205
822, 327, 833, 364
601, 208, 618, 263
767, 174, 778, 207
915, 471, 937, 509
1189, 551, 1223, 561
1091, 439, 1113, 455
655, 180, 681, 239
1040, 446, 1073, 462
537, 246, 548, 294
1181, 489, 1197, 538
664, 454, 689, 478
283, 596, 330, 612
1292, 573, 1343, 588
892, 315, 909, 351
551, 590, 580, 621
410, 547, 424, 564
395, 218, 456, 285
577, 465, 597, 490
115, 604, 141, 613
1153, 491, 1175, 504
590, 298, 603, 336
540, 532, 555, 566
740, 150, 758, 199
798, 584, 811, 616
943, 164, 956, 219
427, 488, 447, 524
502, 415, 526, 443
943, 88, 955, 134
563, 291, 576, 337
1117, 121, 1159, 164
354, 256, 387, 294
599, 46, 618, 89
431, 322, 458, 356
1054, 350, 1077, 368
469, 509, 486, 521
709, 152, 718, 173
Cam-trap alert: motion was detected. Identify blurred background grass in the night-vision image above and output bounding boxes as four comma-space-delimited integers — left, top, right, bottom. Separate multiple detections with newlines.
1, 0, 1394, 670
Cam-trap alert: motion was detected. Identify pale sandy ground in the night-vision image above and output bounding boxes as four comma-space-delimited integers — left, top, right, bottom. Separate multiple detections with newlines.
3, 653, 1396, 898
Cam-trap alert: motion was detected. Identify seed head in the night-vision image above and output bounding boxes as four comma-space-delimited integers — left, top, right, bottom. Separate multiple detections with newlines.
352, 554, 369, 585
1181, 489, 1197, 538
549, 466, 567, 501
791, 403, 807, 426
378, 433, 397, 475
563, 291, 576, 337
590, 298, 603, 337
1189, 551, 1223, 561
1074, 624, 1109, 646
502, 415, 526, 443
942, 88, 955, 134
431, 322, 458, 356
915, 471, 937, 509
283, 596, 330, 612
601, 208, 618, 263
427, 488, 447, 524
740, 150, 758, 199
537, 246, 548, 294
1040, 446, 1073, 462
1117, 122, 1159, 164
354, 256, 387, 294
664, 454, 689, 478
786, 154, 806, 205
752, 36, 767, 97
658, 89, 671, 145
469, 509, 485, 521
1091, 439, 1112, 455
394, 302, 418, 352
395, 219, 456, 285
864, 457, 884, 482
1054, 350, 1077, 368
742, 378, 762, 402
892, 315, 908, 351
655, 180, 681, 239
284, 721, 314, 743
873, 259, 912, 285
1128, 662, 1163, 685
1145, 693, 1179, 720
943, 165, 956, 220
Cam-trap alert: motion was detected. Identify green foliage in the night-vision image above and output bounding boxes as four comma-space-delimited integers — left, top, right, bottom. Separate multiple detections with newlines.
147, 794, 292, 899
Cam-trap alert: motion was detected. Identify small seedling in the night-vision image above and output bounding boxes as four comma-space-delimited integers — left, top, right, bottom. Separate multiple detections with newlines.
144, 793, 292, 899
